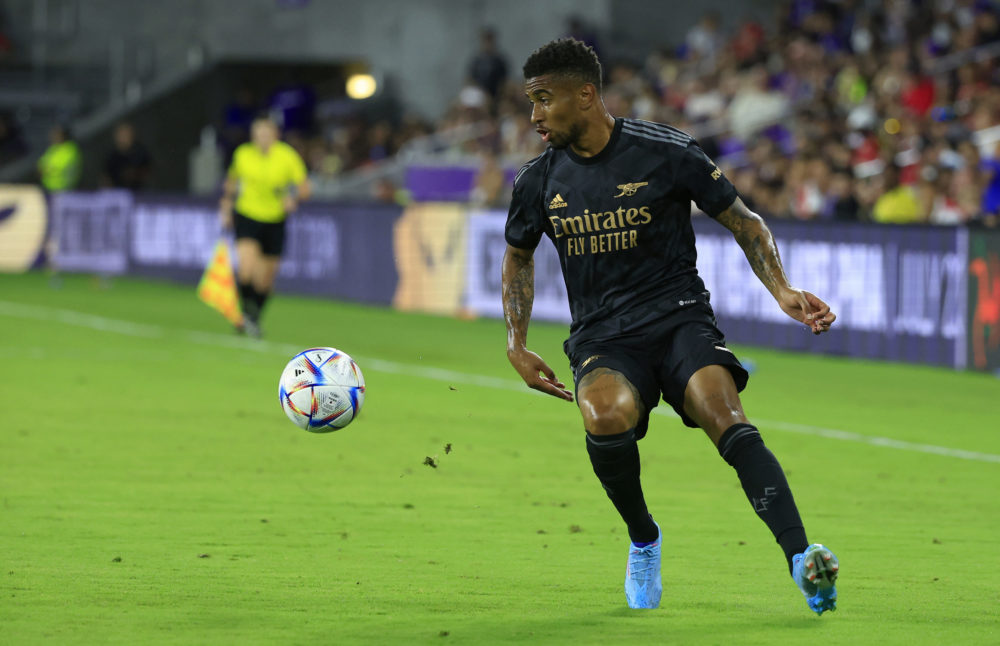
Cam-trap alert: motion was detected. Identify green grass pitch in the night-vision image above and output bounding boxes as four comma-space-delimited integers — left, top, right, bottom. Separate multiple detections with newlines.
1, 272, 998, 645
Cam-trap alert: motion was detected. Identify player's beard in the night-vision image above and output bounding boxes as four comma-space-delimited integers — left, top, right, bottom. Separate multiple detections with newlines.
547, 120, 585, 150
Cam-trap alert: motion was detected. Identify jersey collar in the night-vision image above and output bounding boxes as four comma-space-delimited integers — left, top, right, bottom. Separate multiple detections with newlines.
565, 117, 623, 166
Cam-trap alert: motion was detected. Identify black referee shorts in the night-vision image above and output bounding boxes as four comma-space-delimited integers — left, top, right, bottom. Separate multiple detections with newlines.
568, 299, 749, 437
233, 211, 287, 257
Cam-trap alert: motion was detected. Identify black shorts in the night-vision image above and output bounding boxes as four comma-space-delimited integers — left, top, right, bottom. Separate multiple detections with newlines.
567, 299, 749, 437
233, 211, 287, 257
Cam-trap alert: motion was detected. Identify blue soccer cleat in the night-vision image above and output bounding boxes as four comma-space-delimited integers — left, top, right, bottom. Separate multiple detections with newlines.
624, 523, 662, 609
791, 543, 839, 615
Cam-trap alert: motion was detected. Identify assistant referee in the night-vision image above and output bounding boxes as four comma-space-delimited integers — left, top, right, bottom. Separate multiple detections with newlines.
219, 116, 311, 337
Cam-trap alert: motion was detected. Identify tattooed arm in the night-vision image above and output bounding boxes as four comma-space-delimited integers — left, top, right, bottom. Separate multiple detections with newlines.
502, 244, 535, 354
502, 244, 573, 400
715, 198, 836, 334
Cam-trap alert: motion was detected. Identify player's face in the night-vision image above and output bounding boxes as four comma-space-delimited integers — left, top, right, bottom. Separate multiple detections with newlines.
525, 75, 585, 150
251, 120, 279, 150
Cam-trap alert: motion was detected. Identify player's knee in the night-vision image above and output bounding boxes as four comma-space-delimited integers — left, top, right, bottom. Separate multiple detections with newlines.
581, 399, 637, 435
684, 403, 747, 445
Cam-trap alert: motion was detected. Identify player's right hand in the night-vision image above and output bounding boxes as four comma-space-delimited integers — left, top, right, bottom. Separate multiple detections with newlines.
778, 288, 836, 335
507, 348, 574, 401
218, 201, 233, 230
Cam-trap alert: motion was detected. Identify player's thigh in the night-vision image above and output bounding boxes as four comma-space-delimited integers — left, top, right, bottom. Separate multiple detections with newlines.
656, 303, 749, 436
682, 364, 748, 446
234, 237, 262, 281
254, 254, 281, 290
577, 367, 645, 436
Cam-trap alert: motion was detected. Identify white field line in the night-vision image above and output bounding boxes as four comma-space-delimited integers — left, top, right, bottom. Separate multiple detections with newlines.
2, 299, 999, 465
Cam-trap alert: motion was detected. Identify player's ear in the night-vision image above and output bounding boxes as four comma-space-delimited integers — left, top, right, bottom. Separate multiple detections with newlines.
578, 83, 597, 109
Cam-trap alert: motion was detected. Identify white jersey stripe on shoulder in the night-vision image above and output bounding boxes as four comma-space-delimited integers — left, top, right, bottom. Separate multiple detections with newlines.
622, 125, 687, 144
622, 125, 689, 148
623, 121, 691, 144
622, 121, 690, 142
626, 119, 694, 139
514, 153, 545, 186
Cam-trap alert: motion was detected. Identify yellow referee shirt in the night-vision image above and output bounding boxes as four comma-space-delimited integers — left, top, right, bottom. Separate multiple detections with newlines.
228, 141, 308, 223
872, 186, 923, 224
38, 141, 82, 192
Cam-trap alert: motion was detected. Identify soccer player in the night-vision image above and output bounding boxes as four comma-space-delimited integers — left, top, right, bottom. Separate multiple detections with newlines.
219, 116, 310, 338
501, 38, 840, 614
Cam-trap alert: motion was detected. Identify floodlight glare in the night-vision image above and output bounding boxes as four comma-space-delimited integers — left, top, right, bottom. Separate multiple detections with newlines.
346, 74, 377, 100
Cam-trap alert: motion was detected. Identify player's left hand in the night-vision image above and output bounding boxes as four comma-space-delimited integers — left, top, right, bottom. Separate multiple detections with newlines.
777, 288, 836, 335
283, 195, 299, 213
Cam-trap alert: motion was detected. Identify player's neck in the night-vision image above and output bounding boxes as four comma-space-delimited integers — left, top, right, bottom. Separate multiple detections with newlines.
570, 112, 616, 158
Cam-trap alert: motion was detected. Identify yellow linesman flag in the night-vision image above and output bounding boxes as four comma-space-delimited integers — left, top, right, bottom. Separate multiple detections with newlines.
197, 239, 243, 326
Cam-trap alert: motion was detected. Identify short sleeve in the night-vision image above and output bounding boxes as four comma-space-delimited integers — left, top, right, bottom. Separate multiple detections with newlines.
676, 141, 737, 217
286, 147, 307, 185
504, 171, 545, 250
227, 146, 244, 180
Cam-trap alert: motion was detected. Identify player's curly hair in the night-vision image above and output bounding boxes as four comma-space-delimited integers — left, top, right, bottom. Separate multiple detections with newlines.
522, 38, 603, 92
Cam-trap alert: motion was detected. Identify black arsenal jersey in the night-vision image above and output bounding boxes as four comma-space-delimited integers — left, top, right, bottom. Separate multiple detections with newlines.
505, 117, 737, 351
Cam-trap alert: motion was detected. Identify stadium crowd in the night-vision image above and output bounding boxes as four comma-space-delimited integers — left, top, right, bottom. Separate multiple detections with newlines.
12, 0, 1000, 228
425, 0, 1000, 226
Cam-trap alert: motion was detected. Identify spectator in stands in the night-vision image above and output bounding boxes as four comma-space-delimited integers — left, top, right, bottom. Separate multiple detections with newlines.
103, 122, 152, 190
366, 120, 394, 164
873, 164, 923, 223
900, 65, 936, 118
727, 66, 790, 140
683, 76, 726, 124
787, 153, 829, 221
973, 8, 1000, 46
926, 167, 967, 225
468, 28, 508, 103
37, 124, 81, 192
265, 0, 1000, 227
979, 142, 1000, 223
824, 169, 862, 222
470, 150, 507, 208
684, 11, 725, 70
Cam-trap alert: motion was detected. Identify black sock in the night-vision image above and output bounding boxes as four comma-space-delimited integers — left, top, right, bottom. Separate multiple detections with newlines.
718, 423, 808, 573
254, 288, 270, 318
586, 429, 659, 544
237, 282, 258, 323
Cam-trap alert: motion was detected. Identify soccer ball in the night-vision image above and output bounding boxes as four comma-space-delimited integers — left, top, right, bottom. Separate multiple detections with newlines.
278, 347, 366, 432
